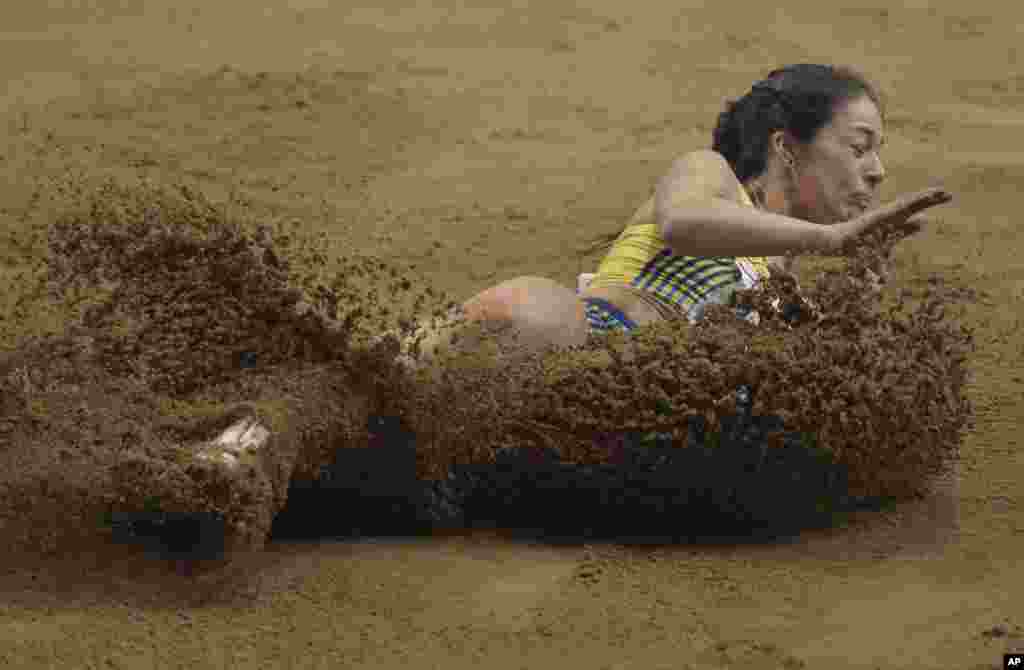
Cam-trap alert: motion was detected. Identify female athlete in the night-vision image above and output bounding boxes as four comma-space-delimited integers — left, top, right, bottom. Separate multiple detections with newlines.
400, 64, 952, 365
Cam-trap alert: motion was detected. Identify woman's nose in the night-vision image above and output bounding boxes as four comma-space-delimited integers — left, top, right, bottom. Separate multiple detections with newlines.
865, 153, 885, 186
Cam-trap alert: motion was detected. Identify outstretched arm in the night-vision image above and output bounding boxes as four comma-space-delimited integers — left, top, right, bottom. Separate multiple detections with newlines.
654, 150, 832, 258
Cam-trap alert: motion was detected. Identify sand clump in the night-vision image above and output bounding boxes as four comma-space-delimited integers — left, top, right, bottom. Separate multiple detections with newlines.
402, 259, 976, 539
381, 212, 976, 538
0, 174, 976, 561
0, 174, 453, 559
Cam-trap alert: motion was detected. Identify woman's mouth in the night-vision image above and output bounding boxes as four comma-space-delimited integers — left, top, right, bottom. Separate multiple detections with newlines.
850, 198, 871, 213
850, 192, 875, 210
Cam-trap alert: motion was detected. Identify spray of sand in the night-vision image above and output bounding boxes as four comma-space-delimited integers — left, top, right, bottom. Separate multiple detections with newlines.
0, 173, 975, 565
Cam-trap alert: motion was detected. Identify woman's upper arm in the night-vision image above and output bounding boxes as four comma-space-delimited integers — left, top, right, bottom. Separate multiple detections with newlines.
654, 150, 740, 236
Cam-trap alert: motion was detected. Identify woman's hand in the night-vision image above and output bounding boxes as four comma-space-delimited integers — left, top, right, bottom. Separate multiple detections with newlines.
825, 186, 953, 256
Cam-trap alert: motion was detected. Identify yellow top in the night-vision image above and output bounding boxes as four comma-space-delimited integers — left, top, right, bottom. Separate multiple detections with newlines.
588, 185, 770, 321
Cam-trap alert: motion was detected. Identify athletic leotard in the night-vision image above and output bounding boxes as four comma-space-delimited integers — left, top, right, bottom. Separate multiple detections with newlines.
582, 186, 770, 333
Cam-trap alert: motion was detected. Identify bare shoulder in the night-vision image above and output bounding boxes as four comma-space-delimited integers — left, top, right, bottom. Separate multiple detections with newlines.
655, 150, 744, 209
675, 148, 732, 173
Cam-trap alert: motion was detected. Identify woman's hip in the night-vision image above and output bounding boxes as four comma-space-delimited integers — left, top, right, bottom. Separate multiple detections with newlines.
577, 284, 681, 331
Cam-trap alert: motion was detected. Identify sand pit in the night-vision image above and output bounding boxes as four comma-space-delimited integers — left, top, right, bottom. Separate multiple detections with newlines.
0, 2, 1020, 668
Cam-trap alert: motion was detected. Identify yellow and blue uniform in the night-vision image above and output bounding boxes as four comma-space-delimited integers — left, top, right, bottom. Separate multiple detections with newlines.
582, 187, 770, 333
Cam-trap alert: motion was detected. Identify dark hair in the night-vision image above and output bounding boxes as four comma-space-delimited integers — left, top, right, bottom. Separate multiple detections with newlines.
578, 64, 884, 260
712, 64, 885, 184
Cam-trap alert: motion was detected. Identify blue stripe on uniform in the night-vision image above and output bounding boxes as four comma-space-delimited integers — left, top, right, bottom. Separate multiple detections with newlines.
633, 253, 740, 311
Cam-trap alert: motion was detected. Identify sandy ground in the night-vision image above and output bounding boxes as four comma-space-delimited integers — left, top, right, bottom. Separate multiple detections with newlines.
0, 1, 1022, 668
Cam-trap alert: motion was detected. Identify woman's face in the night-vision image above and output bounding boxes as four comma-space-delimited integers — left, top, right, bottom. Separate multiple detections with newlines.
789, 95, 886, 225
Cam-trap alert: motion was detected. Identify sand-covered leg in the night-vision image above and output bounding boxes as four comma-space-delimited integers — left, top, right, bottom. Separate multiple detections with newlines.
192, 415, 272, 473
105, 410, 277, 574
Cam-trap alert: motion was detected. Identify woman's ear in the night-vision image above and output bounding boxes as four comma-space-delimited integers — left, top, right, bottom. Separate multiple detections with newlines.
768, 130, 798, 169
780, 140, 798, 169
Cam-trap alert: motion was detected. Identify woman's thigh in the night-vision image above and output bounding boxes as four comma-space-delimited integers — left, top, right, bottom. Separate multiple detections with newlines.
407, 276, 589, 364
464, 275, 589, 351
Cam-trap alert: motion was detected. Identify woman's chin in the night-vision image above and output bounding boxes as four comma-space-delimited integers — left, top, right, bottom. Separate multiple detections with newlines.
832, 209, 858, 224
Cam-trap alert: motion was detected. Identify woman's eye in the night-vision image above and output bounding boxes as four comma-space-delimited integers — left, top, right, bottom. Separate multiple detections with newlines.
852, 144, 868, 157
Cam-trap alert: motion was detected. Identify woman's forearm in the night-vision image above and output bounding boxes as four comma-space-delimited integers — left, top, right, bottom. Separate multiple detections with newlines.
659, 198, 835, 258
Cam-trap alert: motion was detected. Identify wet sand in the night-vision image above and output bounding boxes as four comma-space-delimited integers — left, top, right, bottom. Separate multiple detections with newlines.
1, 1, 1022, 668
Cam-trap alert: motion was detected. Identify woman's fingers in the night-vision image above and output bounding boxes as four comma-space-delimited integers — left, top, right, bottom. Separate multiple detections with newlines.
859, 188, 951, 241
892, 215, 926, 237
903, 187, 952, 217
885, 187, 952, 222
834, 187, 952, 255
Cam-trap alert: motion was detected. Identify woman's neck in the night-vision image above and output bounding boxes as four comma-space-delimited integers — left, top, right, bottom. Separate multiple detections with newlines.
744, 176, 791, 217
